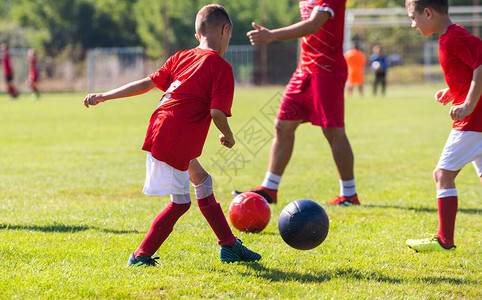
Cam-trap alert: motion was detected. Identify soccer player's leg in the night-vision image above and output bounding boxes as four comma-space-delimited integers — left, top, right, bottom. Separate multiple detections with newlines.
128, 153, 191, 267
189, 159, 261, 262
323, 127, 359, 206
405, 169, 459, 253
406, 130, 482, 252
129, 195, 191, 266
311, 72, 360, 206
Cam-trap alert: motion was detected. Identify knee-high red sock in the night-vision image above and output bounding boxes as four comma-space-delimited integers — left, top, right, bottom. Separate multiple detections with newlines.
135, 201, 191, 257
197, 194, 236, 246
436, 196, 458, 248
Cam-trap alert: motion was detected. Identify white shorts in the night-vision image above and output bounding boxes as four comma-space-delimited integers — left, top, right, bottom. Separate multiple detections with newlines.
436, 130, 482, 177
142, 152, 190, 196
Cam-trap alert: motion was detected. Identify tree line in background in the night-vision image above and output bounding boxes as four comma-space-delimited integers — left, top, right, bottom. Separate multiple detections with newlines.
0, 0, 477, 59
0, 2, 415, 49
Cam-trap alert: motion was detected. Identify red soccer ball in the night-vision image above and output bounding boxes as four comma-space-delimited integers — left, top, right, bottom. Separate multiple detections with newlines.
228, 192, 271, 233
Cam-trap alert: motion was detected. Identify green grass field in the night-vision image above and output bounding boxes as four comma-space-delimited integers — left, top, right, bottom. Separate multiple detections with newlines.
0, 86, 480, 299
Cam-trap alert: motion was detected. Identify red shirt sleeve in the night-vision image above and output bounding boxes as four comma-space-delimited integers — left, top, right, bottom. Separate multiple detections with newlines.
210, 59, 234, 117
454, 35, 482, 70
149, 55, 175, 91
315, 0, 337, 17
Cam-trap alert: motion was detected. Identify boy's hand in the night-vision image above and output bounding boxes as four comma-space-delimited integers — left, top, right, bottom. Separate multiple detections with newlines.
450, 103, 474, 121
219, 134, 235, 148
434, 88, 453, 105
247, 22, 274, 45
83, 93, 106, 108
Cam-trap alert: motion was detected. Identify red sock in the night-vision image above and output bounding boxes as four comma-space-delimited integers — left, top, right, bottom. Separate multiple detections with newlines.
197, 194, 236, 246
135, 201, 190, 257
436, 196, 458, 248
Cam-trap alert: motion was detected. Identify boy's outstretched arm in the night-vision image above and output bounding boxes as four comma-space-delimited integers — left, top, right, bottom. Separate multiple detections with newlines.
210, 109, 235, 148
246, 9, 330, 45
83, 77, 156, 108
450, 65, 482, 120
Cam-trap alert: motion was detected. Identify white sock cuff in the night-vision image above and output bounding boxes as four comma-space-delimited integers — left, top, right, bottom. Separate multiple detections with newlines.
262, 171, 282, 190
170, 194, 191, 204
339, 179, 356, 197
193, 174, 213, 199
340, 179, 356, 186
437, 188, 458, 198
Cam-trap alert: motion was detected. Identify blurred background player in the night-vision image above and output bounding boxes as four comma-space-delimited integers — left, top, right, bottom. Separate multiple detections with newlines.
237, 0, 360, 206
405, 0, 482, 252
27, 49, 40, 100
1, 43, 19, 98
370, 44, 388, 97
83, 4, 261, 266
344, 42, 366, 97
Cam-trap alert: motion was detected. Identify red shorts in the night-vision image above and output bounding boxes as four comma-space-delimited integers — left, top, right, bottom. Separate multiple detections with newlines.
278, 71, 347, 127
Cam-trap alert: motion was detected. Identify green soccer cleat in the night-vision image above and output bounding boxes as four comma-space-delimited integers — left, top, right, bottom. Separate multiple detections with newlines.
220, 239, 261, 263
405, 237, 456, 253
126, 252, 160, 267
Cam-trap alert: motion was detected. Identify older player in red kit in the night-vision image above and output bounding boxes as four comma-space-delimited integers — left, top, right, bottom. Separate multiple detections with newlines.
235, 0, 360, 206
405, 0, 482, 252
83, 4, 261, 266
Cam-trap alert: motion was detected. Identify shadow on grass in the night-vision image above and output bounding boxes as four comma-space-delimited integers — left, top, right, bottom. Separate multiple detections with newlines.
0, 223, 138, 234
363, 204, 481, 215
243, 263, 479, 285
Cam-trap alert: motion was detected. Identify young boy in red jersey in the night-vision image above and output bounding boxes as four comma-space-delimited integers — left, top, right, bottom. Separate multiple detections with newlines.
405, 0, 482, 252
235, 0, 360, 206
27, 49, 40, 100
83, 4, 261, 266
1, 43, 19, 98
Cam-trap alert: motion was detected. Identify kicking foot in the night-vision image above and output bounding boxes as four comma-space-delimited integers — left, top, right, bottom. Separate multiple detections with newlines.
220, 238, 261, 263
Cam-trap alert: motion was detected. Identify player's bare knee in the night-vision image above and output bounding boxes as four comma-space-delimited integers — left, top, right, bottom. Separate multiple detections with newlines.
188, 160, 209, 185
433, 168, 459, 189
433, 168, 442, 184
274, 120, 297, 138
189, 171, 208, 186
322, 127, 346, 144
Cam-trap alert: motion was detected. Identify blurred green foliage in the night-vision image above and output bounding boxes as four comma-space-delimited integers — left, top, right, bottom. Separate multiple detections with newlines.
0, 0, 477, 57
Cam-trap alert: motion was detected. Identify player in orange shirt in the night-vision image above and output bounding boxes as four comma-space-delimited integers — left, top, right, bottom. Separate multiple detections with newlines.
344, 42, 366, 97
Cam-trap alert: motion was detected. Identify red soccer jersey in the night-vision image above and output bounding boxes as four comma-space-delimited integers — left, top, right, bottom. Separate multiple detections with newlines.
29, 57, 38, 80
297, 0, 347, 74
439, 24, 482, 132
143, 48, 235, 171
2, 51, 12, 75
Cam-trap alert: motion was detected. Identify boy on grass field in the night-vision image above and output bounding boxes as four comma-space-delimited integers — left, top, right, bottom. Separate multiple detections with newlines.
405, 0, 482, 252
83, 4, 261, 266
